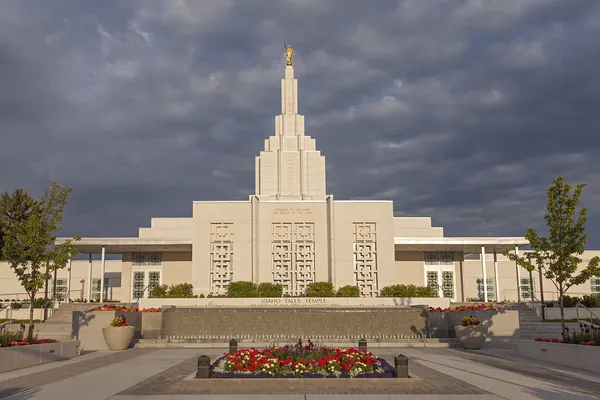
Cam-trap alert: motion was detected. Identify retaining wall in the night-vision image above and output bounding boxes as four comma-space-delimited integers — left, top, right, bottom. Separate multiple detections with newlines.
428, 310, 519, 347
513, 339, 600, 374
0, 340, 80, 373
161, 307, 427, 339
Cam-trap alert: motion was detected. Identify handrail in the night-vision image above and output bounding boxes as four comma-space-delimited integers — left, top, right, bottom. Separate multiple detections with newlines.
576, 302, 600, 328
134, 285, 151, 306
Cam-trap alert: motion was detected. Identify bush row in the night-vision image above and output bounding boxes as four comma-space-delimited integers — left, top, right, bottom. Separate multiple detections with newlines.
545, 294, 600, 308
146, 281, 437, 298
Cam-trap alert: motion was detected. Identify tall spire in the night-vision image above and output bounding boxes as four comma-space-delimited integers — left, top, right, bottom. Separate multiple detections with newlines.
254, 50, 327, 200
276, 66, 302, 136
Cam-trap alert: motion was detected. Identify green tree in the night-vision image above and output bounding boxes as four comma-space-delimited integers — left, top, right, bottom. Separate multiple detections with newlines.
1, 183, 80, 341
0, 189, 39, 260
504, 176, 600, 338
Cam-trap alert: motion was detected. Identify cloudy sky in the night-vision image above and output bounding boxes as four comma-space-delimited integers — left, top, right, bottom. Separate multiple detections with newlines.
1, 0, 599, 248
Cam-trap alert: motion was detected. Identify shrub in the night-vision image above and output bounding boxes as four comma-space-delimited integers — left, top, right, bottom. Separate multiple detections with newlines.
226, 281, 258, 298
561, 295, 582, 308
0, 331, 24, 347
336, 285, 360, 297
306, 282, 335, 297
32, 298, 53, 308
150, 283, 195, 298
581, 294, 600, 308
168, 283, 194, 298
380, 284, 435, 298
150, 285, 169, 298
257, 283, 283, 297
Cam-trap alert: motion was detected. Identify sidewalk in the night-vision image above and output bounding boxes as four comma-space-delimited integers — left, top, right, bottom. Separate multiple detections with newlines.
0, 347, 597, 399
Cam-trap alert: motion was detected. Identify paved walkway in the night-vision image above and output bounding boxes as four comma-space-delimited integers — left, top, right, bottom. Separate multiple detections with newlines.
0, 347, 597, 399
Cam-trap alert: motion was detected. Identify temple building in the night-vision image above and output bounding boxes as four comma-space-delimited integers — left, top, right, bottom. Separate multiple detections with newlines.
2, 57, 599, 304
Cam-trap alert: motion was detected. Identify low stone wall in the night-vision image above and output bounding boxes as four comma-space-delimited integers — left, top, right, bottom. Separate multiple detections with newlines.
161, 307, 427, 339
0, 307, 55, 321
72, 311, 160, 350
513, 339, 600, 374
138, 297, 450, 310
0, 340, 80, 373
428, 310, 519, 347
544, 307, 600, 321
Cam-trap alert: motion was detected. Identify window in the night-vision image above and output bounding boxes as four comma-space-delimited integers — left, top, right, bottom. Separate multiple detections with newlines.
520, 278, 533, 299
424, 252, 454, 265
90, 278, 110, 301
91, 278, 101, 302
132, 252, 162, 266
52, 279, 68, 301
591, 278, 600, 294
476, 278, 495, 301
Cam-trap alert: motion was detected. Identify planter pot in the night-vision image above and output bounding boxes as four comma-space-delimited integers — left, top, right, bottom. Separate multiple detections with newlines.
102, 327, 135, 350
455, 325, 488, 349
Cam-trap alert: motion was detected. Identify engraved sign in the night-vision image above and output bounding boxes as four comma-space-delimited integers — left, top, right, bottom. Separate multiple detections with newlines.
272, 208, 313, 215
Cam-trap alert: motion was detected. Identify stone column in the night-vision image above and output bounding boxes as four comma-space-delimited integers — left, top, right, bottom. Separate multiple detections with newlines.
481, 246, 488, 302
100, 246, 106, 303
515, 245, 522, 302
493, 250, 500, 302
87, 253, 93, 302
67, 258, 72, 302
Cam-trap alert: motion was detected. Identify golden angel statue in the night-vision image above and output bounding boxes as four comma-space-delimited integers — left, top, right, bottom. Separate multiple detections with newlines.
284, 41, 294, 66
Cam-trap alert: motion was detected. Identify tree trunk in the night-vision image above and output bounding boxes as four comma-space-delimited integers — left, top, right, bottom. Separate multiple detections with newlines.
27, 293, 36, 343
559, 287, 566, 340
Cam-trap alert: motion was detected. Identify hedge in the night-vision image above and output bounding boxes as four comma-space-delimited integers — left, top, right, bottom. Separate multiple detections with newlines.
379, 284, 435, 298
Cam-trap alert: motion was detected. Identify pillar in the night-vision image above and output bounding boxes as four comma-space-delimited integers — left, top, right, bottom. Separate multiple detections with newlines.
67, 258, 72, 302
100, 246, 106, 303
493, 250, 500, 302
515, 245, 522, 302
481, 246, 488, 302
87, 253, 93, 302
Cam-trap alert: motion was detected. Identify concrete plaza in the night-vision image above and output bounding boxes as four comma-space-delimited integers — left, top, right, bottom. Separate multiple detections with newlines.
0, 347, 598, 400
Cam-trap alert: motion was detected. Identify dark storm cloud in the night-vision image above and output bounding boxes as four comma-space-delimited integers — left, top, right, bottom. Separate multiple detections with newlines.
0, 0, 599, 246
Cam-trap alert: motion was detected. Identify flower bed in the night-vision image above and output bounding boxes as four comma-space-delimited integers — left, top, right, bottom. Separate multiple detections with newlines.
87, 304, 162, 313
211, 340, 394, 378
0, 338, 57, 348
534, 323, 600, 346
428, 304, 502, 313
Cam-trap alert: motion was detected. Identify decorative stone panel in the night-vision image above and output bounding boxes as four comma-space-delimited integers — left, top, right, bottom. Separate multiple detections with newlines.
353, 222, 378, 297
272, 222, 315, 296
210, 223, 234, 296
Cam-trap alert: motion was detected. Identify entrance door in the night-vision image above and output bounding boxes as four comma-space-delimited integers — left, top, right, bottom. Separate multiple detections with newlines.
424, 265, 456, 301
131, 270, 161, 301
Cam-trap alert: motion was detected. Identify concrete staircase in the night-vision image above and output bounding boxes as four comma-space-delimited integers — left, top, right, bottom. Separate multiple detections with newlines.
31, 303, 94, 340
504, 302, 579, 340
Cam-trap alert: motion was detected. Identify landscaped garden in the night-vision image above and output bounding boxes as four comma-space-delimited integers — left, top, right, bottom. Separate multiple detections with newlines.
211, 339, 394, 378
0, 330, 57, 348
535, 323, 600, 346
